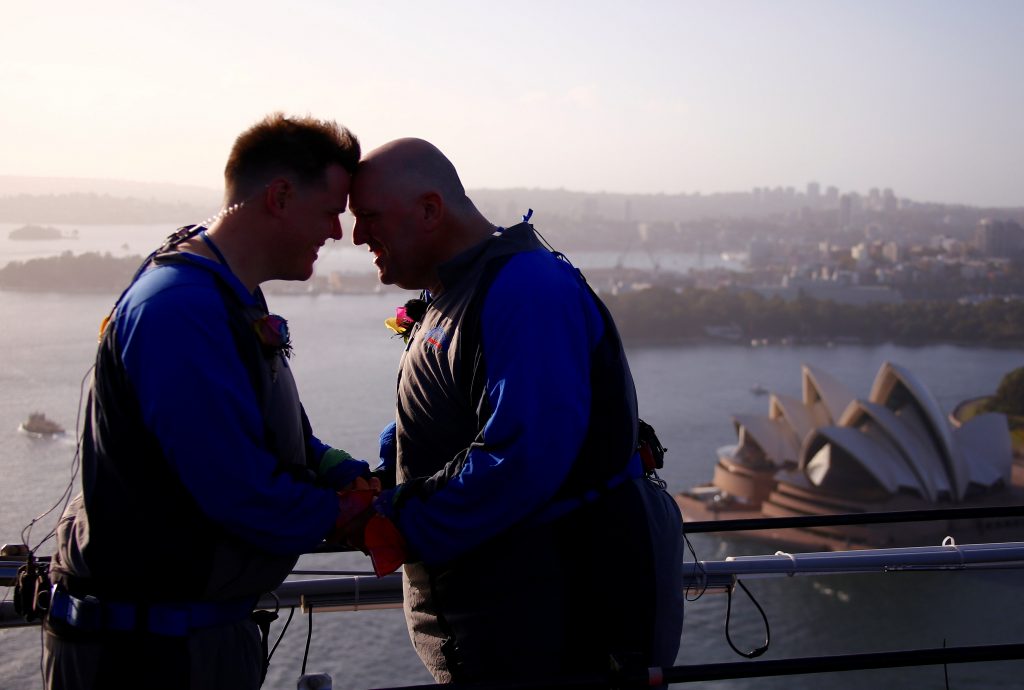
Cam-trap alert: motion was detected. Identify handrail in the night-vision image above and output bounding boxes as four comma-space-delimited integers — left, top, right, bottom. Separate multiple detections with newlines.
371, 642, 1024, 689
5, 504, 1024, 585
681, 503, 1024, 534
7, 539, 1024, 629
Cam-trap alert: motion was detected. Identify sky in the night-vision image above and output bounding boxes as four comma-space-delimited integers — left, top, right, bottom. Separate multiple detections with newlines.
2, 1, 1022, 207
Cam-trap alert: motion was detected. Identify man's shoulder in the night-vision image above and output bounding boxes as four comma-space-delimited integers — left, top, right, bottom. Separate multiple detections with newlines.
121, 258, 226, 317
492, 247, 583, 296
485, 246, 605, 334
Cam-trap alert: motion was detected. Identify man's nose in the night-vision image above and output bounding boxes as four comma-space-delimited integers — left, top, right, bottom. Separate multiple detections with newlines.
330, 215, 343, 241
352, 218, 366, 245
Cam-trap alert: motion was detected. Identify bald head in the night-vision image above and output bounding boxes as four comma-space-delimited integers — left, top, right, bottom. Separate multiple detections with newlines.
357, 138, 468, 209
350, 138, 495, 293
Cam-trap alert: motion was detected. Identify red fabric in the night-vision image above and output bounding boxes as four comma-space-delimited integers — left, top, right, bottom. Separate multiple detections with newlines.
364, 514, 407, 577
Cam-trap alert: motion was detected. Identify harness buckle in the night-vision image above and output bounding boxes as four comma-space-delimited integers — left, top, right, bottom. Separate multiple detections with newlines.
637, 419, 666, 472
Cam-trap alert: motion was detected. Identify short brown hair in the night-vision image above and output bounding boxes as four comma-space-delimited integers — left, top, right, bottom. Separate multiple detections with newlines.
224, 113, 361, 200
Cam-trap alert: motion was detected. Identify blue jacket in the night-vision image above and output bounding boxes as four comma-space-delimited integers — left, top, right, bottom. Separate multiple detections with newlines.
56, 241, 340, 601
389, 222, 639, 566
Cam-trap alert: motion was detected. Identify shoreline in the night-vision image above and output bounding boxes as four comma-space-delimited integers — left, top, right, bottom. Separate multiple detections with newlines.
4, 287, 1021, 349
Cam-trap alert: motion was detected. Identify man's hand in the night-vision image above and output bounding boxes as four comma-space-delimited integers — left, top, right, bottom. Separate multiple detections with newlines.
378, 421, 397, 470
332, 480, 406, 576
342, 475, 381, 492
333, 482, 378, 549
319, 448, 372, 491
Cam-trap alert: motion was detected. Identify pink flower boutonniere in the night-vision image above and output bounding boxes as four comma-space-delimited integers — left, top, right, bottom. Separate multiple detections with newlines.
385, 299, 427, 344
254, 313, 293, 358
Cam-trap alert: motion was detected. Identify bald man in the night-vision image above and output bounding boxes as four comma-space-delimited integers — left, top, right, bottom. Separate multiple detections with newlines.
349, 139, 684, 684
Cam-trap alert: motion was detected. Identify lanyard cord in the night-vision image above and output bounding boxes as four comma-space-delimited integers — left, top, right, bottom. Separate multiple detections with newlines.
200, 229, 230, 268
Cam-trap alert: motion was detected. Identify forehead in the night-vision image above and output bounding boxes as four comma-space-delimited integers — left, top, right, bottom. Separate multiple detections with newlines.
350, 164, 396, 211
319, 164, 352, 200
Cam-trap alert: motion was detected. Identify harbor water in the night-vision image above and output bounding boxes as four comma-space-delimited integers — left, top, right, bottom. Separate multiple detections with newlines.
1, 228, 1023, 688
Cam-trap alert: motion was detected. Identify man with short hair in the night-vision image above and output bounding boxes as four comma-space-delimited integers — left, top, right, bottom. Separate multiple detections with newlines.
44, 113, 369, 690
348, 138, 685, 684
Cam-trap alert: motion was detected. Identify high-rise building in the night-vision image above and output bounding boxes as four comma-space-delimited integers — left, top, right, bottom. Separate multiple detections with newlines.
975, 219, 1024, 257
839, 194, 853, 228
882, 188, 898, 214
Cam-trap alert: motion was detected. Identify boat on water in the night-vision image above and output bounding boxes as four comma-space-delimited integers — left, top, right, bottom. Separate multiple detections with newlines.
677, 361, 1024, 550
18, 412, 65, 437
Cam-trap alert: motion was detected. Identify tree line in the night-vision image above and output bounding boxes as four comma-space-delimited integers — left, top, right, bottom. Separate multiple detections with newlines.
0, 252, 139, 293
4, 254, 1023, 347
603, 286, 1024, 346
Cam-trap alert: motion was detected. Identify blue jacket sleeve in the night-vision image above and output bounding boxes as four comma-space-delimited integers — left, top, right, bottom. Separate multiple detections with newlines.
116, 267, 339, 555
396, 251, 606, 565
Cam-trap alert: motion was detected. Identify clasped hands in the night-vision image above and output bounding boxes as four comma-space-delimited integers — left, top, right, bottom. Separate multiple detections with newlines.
334, 476, 406, 577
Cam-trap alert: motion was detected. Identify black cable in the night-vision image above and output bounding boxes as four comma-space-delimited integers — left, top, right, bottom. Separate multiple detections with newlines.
22, 365, 92, 552
943, 638, 950, 690
22, 231, 195, 553
26, 364, 92, 690
269, 607, 296, 665
683, 532, 708, 602
38, 621, 45, 686
725, 578, 770, 659
301, 606, 313, 676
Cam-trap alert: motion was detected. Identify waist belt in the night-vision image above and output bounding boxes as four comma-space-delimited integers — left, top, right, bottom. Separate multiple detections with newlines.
48, 585, 257, 637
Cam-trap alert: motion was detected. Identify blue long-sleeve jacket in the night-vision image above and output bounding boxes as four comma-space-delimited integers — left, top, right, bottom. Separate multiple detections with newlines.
111, 253, 339, 555
389, 223, 639, 566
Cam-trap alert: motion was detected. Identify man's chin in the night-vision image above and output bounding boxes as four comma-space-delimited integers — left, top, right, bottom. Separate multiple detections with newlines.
276, 267, 315, 284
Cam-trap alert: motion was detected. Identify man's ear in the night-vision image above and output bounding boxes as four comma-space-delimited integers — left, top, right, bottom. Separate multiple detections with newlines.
264, 178, 292, 218
420, 191, 444, 229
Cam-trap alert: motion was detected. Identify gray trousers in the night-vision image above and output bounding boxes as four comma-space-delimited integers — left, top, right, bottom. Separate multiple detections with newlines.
43, 618, 263, 690
405, 477, 685, 683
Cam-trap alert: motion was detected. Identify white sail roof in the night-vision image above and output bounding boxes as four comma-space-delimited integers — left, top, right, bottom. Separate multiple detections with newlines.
802, 364, 856, 425
726, 361, 1013, 504
769, 393, 815, 443
803, 425, 923, 495
870, 361, 970, 500
837, 399, 947, 501
733, 414, 800, 463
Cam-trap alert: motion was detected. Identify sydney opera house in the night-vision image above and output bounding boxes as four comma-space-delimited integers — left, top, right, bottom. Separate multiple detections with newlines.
677, 362, 1024, 549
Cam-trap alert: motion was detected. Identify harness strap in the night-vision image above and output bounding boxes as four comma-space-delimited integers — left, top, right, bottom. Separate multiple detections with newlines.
251, 608, 280, 683
48, 585, 257, 637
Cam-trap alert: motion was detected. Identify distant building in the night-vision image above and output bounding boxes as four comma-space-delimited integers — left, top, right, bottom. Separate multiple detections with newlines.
851, 243, 871, 265
882, 188, 898, 213
975, 218, 1024, 258
677, 362, 1019, 550
839, 194, 853, 228
864, 223, 884, 240
748, 238, 774, 267
761, 276, 903, 305
882, 241, 903, 264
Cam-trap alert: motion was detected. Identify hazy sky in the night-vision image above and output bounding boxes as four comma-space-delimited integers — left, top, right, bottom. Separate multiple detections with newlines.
2, 1, 1022, 206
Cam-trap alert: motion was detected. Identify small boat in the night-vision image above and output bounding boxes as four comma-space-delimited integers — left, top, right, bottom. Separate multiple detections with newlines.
750, 383, 769, 396
18, 412, 65, 437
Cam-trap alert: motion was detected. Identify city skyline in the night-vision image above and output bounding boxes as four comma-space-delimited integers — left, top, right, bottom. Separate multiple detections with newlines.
2, 1, 1022, 207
